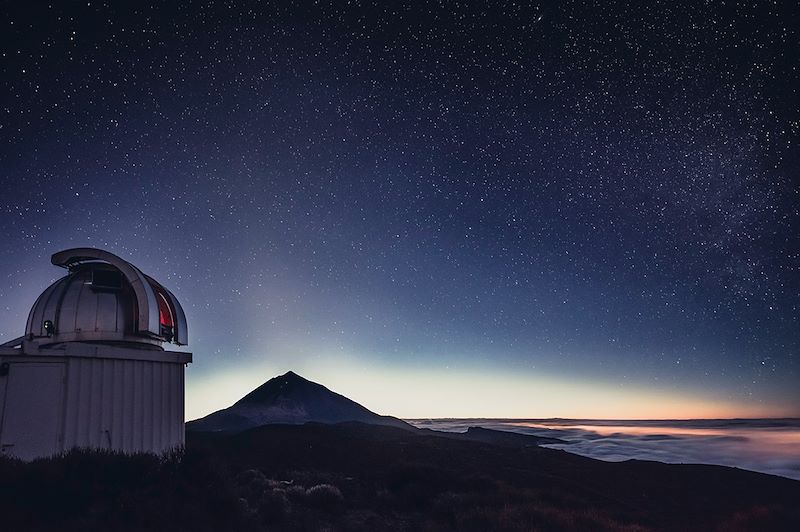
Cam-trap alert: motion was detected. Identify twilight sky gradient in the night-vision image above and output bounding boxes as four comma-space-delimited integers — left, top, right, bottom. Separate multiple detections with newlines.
1, 1, 798, 420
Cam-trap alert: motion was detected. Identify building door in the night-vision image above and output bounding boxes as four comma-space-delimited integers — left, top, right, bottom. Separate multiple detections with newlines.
0, 362, 65, 460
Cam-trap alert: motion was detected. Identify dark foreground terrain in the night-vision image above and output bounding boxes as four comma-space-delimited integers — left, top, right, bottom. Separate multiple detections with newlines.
1, 423, 799, 531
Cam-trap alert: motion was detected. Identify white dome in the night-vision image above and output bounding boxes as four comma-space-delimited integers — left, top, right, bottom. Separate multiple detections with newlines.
25, 248, 187, 348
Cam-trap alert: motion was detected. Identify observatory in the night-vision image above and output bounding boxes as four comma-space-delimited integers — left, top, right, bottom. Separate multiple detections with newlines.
0, 248, 192, 460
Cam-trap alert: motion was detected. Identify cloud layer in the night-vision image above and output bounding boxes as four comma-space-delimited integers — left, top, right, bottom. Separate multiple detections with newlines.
410, 418, 800, 481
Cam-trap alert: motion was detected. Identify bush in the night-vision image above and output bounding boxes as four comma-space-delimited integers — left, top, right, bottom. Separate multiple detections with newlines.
258, 489, 291, 524
305, 483, 344, 511
0, 448, 251, 532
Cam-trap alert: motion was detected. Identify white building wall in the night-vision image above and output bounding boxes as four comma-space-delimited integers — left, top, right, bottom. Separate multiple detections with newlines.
0, 342, 190, 460
0, 362, 65, 460
61, 357, 185, 454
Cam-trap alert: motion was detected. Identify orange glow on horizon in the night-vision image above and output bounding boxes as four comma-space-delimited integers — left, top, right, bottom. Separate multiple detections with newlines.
508, 421, 800, 462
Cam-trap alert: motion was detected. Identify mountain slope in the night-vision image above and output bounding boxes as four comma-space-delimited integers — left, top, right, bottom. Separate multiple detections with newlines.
187, 371, 411, 432
186, 423, 800, 531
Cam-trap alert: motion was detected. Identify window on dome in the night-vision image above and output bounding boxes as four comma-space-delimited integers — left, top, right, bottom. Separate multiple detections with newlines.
156, 291, 175, 341
92, 269, 123, 290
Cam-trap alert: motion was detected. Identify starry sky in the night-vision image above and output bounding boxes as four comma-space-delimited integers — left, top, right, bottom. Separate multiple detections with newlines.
1, 1, 798, 420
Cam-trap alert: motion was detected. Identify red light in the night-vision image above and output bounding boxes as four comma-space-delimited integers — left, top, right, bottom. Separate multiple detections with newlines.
157, 292, 174, 327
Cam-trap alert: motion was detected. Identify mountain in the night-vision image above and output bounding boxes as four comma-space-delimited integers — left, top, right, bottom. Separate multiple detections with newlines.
186, 371, 412, 432
440, 425, 564, 446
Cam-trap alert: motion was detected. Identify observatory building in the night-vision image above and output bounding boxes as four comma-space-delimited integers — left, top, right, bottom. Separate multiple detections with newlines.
0, 248, 192, 460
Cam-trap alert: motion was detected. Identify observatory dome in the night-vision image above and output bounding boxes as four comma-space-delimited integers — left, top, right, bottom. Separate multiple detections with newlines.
25, 248, 187, 348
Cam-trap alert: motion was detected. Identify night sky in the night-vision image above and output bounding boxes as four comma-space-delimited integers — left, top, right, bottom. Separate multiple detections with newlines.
1, 1, 798, 419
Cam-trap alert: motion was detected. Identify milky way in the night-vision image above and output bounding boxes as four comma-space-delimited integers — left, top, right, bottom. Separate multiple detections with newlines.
1, 1, 798, 418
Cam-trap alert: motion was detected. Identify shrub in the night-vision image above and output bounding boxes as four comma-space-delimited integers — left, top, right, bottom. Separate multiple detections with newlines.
258, 489, 291, 524
305, 483, 344, 511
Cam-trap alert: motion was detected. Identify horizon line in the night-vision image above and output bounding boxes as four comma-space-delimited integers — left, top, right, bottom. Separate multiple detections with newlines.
401, 416, 800, 422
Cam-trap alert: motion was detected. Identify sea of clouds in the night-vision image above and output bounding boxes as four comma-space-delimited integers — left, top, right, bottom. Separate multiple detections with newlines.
407, 418, 800, 481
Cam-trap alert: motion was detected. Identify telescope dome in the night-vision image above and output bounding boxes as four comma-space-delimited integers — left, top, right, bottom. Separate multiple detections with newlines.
25, 248, 187, 348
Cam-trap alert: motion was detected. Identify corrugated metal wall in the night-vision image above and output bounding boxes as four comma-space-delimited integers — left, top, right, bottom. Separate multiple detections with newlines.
0, 362, 65, 460
61, 357, 185, 454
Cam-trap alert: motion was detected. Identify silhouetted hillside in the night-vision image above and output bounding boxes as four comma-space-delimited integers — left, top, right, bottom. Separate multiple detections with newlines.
435, 425, 564, 446
2, 422, 798, 531
191, 422, 800, 531
187, 371, 411, 432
